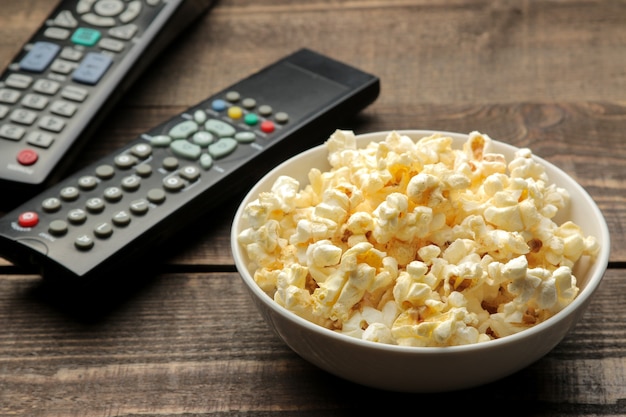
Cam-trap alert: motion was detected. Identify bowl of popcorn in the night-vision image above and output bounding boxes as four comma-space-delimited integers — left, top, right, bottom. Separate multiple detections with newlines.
231, 130, 609, 392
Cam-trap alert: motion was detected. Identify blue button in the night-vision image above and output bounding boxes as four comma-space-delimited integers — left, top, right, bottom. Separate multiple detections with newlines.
20, 42, 61, 73
73, 53, 113, 85
211, 99, 227, 112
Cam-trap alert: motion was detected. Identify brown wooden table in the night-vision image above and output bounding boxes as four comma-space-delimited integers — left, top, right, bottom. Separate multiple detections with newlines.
1, 1, 625, 415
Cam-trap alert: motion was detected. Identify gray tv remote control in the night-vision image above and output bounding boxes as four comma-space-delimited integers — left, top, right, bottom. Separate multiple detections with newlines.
0, 0, 216, 210
0, 48, 380, 283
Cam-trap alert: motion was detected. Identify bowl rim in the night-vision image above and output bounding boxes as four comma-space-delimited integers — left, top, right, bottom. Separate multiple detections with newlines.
231, 129, 611, 354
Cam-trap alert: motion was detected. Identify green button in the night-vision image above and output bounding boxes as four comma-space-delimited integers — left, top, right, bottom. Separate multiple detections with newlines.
72, 28, 102, 46
244, 113, 258, 126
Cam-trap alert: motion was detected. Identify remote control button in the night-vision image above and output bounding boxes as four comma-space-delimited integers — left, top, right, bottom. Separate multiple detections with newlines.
179, 165, 201, 182
73, 52, 112, 85
38, 115, 65, 133
129, 198, 149, 215
86, 197, 105, 213
78, 175, 98, 190
94, 0, 125, 17
6, 74, 33, 89
115, 154, 138, 169
109, 24, 138, 40
67, 208, 87, 225
51, 59, 78, 75
199, 154, 213, 169
0, 124, 25, 141
0, 89, 21, 104
135, 164, 152, 177
22, 94, 50, 110
235, 131, 256, 143
53, 10, 79, 28
260, 120, 275, 133
98, 38, 126, 52
74, 234, 94, 251
275, 112, 289, 124
0, 105, 9, 119
60, 186, 80, 201
258, 104, 272, 116
20, 42, 60, 73
44, 27, 71, 40
130, 143, 152, 159
208, 138, 237, 159
121, 174, 141, 191
163, 176, 185, 192
192, 131, 213, 147
60, 47, 83, 61
61, 85, 88, 102
225, 91, 240, 102
242, 98, 256, 109
162, 156, 178, 170
42, 197, 62, 212
205, 119, 236, 138
150, 135, 171, 147
71, 28, 102, 47
146, 188, 166, 204
227, 106, 243, 120
169, 120, 198, 139
244, 113, 258, 126
10, 109, 37, 125
50, 100, 78, 117
170, 140, 201, 160
76, 0, 94, 14
26, 132, 55, 148
120, 1, 142, 23
18, 211, 39, 228
17, 149, 38, 165
33, 79, 61, 95
104, 186, 123, 202
95, 164, 115, 179
193, 110, 207, 124
81, 13, 116, 27
94, 222, 113, 238
112, 210, 131, 226
211, 99, 227, 112
49, 220, 69, 236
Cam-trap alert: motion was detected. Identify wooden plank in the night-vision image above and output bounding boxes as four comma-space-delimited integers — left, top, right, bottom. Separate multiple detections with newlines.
0, 269, 623, 415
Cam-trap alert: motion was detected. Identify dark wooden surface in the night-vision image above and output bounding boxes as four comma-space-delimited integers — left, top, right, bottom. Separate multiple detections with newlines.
1, 1, 625, 416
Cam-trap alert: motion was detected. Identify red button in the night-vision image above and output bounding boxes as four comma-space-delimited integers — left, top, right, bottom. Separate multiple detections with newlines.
260, 120, 275, 134
18, 211, 39, 228
17, 149, 38, 166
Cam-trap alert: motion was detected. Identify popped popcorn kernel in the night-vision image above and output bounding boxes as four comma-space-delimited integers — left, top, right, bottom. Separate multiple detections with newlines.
238, 130, 599, 347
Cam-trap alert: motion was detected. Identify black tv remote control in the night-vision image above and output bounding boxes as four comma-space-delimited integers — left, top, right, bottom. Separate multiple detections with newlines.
0, 0, 216, 210
0, 48, 380, 283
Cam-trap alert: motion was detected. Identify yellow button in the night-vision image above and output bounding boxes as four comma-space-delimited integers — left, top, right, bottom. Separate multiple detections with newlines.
228, 106, 243, 119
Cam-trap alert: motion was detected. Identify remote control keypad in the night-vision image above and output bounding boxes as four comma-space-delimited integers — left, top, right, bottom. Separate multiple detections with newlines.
0, 0, 166, 172
21, 90, 291, 252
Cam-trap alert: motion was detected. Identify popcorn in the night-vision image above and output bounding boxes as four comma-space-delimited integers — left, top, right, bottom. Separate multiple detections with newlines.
238, 130, 600, 347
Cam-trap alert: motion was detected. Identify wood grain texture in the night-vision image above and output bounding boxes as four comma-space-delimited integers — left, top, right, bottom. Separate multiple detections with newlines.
0, 0, 625, 415
1, 270, 625, 416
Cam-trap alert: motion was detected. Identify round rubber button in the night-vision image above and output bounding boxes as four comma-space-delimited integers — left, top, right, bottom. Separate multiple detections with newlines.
17, 149, 38, 166
42, 197, 62, 213
74, 234, 94, 251
146, 188, 166, 204
260, 120, 275, 133
18, 211, 39, 227
49, 219, 68, 236
95, 164, 115, 179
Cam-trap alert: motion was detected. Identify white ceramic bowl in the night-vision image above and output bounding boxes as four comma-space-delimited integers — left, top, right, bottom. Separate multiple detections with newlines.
230, 130, 610, 392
